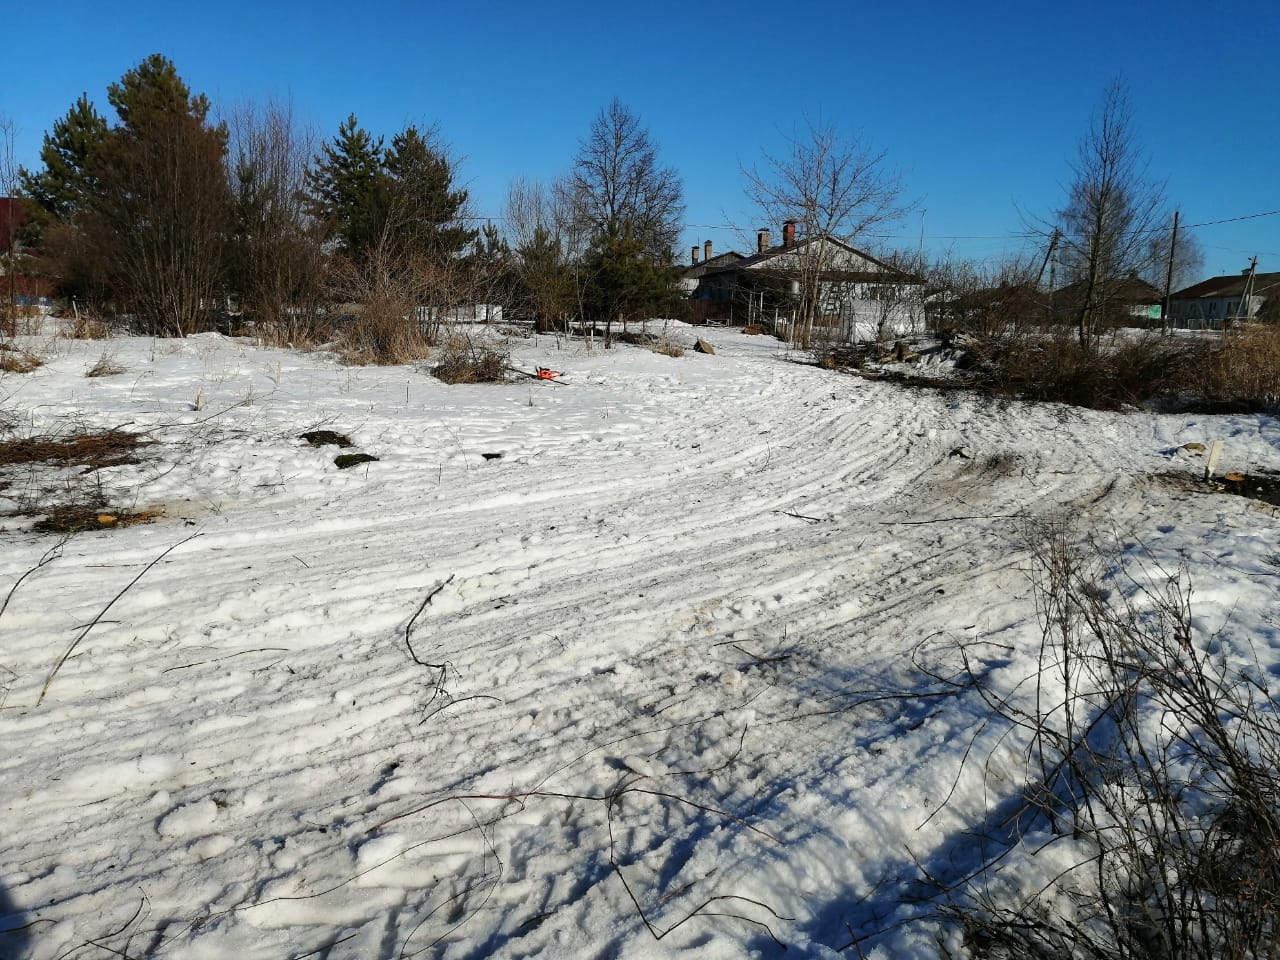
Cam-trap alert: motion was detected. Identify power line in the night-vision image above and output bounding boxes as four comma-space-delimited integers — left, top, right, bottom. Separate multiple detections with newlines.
458, 207, 1280, 246
1185, 208, 1280, 229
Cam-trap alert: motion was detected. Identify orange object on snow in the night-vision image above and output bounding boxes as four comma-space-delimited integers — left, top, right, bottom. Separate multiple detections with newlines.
536, 368, 562, 380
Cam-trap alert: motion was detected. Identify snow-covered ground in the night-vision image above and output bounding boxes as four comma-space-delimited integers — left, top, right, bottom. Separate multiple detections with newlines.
2, 325, 1277, 959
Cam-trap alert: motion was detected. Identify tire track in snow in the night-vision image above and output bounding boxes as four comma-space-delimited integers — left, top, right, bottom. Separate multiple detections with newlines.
2, 334, 1223, 958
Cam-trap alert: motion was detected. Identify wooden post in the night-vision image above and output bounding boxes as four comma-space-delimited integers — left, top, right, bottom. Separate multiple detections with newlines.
1205, 439, 1224, 481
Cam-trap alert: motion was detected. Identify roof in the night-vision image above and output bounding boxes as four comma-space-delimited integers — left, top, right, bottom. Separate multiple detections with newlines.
1171, 271, 1280, 300
945, 281, 1044, 311
1055, 274, 1165, 305
680, 251, 745, 279
696, 235, 921, 283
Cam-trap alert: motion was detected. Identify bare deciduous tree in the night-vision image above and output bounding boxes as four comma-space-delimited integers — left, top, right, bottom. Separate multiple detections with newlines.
505, 178, 577, 334
1, 114, 19, 335
558, 99, 684, 340
227, 98, 327, 341
559, 98, 683, 260
1057, 80, 1168, 345
743, 119, 910, 345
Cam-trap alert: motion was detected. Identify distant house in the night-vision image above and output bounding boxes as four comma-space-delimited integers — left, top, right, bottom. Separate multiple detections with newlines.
681, 221, 924, 339
933, 281, 1046, 332
0, 197, 55, 309
1052, 273, 1165, 326
678, 240, 747, 323
1168, 267, 1280, 329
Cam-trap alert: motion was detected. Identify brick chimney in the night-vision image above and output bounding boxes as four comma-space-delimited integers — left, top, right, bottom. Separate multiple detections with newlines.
757, 229, 771, 253
691, 245, 700, 265
783, 220, 796, 248
704, 240, 713, 262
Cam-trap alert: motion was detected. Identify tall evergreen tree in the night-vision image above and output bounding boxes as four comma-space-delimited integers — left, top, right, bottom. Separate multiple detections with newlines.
581, 231, 678, 335
19, 94, 108, 228
89, 54, 232, 334
20, 55, 231, 331
383, 126, 474, 262
304, 115, 387, 261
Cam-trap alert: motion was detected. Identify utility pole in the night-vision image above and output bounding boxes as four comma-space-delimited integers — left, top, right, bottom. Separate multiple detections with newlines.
1037, 228, 1060, 324
1162, 209, 1179, 335
1231, 256, 1258, 328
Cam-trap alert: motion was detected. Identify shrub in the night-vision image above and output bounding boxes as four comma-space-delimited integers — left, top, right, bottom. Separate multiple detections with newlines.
432, 336, 508, 384
932, 525, 1280, 959
64, 311, 112, 340
965, 328, 1199, 410
85, 352, 125, 377
338, 297, 433, 365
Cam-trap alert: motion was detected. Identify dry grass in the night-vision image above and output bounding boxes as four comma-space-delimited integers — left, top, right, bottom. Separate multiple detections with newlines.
615, 330, 685, 357
338, 299, 433, 366
1, 301, 42, 337
0, 430, 149, 469
648, 337, 684, 358
0, 345, 44, 374
63, 313, 112, 340
1196, 324, 1280, 410
85, 352, 126, 377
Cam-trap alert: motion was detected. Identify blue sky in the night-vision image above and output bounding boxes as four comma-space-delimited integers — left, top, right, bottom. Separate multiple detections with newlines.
6, 0, 1278, 278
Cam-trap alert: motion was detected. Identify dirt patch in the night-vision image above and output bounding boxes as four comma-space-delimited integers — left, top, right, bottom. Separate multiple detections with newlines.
33, 505, 165, 534
300, 430, 353, 448
0, 430, 150, 470
1156, 471, 1280, 508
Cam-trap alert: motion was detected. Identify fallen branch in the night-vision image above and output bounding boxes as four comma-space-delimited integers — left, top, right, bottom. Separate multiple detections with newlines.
881, 514, 1022, 525
160, 648, 290, 674
0, 536, 68, 624
38, 534, 202, 706
404, 574, 457, 708
778, 509, 825, 523
405, 575, 456, 669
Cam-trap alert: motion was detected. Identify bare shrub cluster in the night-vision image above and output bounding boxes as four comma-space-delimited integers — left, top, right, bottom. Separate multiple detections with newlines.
961, 330, 1199, 410
932, 525, 1280, 959
431, 335, 508, 384
945, 324, 1280, 414
337, 298, 433, 366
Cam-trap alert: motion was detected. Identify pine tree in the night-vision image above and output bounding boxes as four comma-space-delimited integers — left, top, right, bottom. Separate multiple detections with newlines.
19, 94, 108, 227
383, 125, 474, 262
515, 225, 574, 334
91, 54, 232, 334
20, 55, 231, 331
304, 114, 388, 261
582, 231, 675, 335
